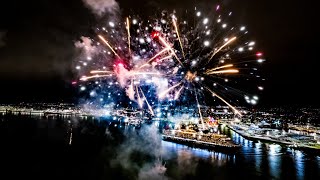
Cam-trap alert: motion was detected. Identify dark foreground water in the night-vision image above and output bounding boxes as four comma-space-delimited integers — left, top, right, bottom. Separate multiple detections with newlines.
0, 114, 319, 180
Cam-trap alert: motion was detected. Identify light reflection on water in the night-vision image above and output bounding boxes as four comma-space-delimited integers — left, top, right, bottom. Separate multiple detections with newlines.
267, 144, 282, 178
162, 140, 235, 164
294, 150, 305, 180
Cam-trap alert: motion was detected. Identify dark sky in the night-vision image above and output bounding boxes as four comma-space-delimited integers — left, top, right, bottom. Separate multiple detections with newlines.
0, 0, 318, 106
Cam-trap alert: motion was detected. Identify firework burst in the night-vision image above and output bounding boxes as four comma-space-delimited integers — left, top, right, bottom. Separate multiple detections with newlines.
74, 5, 265, 119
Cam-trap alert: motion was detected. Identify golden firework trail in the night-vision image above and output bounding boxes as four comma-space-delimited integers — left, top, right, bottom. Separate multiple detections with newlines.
158, 36, 183, 65
209, 37, 237, 60
205, 86, 242, 116
90, 70, 114, 74
139, 87, 155, 116
195, 93, 205, 129
98, 35, 121, 59
80, 74, 111, 81
174, 86, 184, 100
206, 64, 234, 73
172, 18, 185, 59
126, 17, 131, 56
206, 69, 239, 75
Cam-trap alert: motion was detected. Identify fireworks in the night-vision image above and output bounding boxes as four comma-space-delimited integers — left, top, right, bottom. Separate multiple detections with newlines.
74, 5, 265, 118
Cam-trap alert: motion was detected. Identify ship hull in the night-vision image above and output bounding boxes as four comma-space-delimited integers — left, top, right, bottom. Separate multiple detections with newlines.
162, 135, 241, 154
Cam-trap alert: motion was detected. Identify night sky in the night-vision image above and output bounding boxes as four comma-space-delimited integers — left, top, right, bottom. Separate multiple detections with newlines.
0, 0, 318, 106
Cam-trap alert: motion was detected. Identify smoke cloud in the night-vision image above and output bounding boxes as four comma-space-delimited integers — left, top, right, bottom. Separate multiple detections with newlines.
80, 103, 115, 116
138, 162, 167, 180
110, 124, 169, 179
176, 151, 198, 177
152, 77, 169, 97
74, 36, 98, 59
82, 0, 119, 16
114, 64, 169, 103
168, 113, 194, 126
114, 64, 130, 88
126, 83, 135, 101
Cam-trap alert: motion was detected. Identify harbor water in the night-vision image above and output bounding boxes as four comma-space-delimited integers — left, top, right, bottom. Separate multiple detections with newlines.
0, 114, 319, 179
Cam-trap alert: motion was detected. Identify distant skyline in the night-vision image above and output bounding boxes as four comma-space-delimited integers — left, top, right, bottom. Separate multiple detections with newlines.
0, 0, 318, 106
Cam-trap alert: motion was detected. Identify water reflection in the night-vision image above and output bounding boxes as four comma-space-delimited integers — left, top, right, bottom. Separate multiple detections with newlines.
267, 144, 282, 178
254, 142, 262, 174
162, 140, 234, 165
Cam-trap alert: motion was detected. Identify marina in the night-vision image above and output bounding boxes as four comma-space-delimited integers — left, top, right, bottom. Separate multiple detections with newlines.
224, 123, 320, 153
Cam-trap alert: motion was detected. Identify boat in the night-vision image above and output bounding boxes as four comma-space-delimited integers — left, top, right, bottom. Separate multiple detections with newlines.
162, 129, 241, 153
